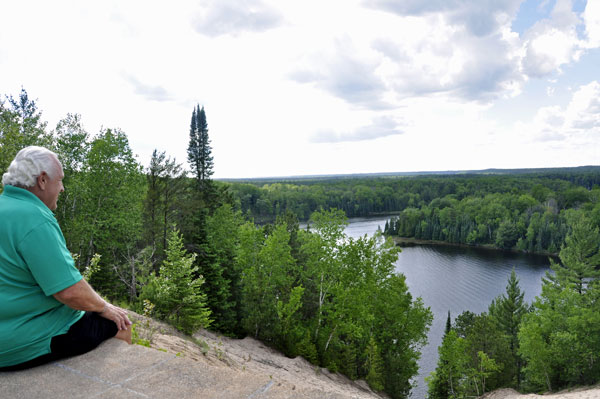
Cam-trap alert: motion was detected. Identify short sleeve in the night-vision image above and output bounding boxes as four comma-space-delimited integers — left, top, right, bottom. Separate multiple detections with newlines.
18, 221, 82, 296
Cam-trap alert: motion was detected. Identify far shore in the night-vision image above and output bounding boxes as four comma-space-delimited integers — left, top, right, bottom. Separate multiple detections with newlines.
391, 236, 559, 258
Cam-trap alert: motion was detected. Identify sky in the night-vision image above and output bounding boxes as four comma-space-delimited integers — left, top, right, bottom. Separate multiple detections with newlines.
0, 0, 598, 179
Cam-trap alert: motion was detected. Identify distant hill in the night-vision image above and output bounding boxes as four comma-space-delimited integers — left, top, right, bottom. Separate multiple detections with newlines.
218, 165, 600, 183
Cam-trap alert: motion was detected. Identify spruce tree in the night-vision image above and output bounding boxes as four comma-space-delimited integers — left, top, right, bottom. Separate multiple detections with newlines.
142, 229, 211, 334
185, 104, 234, 334
187, 105, 214, 192
364, 336, 385, 392
489, 269, 527, 388
428, 311, 453, 399
445, 310, 452, 335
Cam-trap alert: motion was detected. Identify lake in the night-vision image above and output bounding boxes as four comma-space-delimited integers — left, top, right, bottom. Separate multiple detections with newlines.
343, 216, 551, 399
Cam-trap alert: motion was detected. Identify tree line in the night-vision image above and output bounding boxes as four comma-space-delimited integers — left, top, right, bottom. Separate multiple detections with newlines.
225, 167, 599, 256
384, 183, 599, 254
226, 170, 600, 226
0, 89, 431, 398
427, 217, 600, 397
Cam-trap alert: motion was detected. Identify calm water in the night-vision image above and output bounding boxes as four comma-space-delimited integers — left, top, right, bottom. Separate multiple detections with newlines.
343, 216, 551, 399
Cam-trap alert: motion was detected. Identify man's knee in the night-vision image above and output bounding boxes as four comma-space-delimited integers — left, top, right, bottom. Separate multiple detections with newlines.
114, 325, 132, 345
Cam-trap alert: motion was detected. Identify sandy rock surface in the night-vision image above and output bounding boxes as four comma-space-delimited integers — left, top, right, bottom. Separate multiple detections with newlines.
132, 313, 386, 399
481, 387, 600, 399
132, 313, 600, 399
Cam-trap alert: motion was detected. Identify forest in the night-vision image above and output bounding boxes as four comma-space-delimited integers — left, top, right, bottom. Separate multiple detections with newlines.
2, 89, 599, 398
227, 168, 600, 255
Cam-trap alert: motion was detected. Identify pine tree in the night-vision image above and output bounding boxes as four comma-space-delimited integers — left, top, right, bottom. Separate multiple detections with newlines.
296, 329, 318, 364
185, 104, 232, 334
489, 269, 527, 387
364, 336, 385, 391
429, 311, 453, 399
145, 150, 167, 257
203, 204, 244, 335
187, 105, 213, 191
445, 310, 452, 335
142, 229, 211, 334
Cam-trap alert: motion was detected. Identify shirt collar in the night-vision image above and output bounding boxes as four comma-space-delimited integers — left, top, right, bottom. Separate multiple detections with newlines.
1, 185, 53, 216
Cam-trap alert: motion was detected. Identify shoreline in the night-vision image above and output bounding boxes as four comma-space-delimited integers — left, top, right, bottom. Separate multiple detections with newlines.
391, 236, 559, 258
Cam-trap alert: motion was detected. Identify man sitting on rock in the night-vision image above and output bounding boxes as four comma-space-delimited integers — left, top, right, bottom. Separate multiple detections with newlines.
0, 146, 132, 371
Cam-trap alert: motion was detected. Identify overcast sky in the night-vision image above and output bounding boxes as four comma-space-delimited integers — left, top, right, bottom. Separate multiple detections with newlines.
0, 0, 598, 178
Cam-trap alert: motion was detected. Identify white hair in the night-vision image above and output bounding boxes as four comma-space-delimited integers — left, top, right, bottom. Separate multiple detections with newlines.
2, 146, 60, 188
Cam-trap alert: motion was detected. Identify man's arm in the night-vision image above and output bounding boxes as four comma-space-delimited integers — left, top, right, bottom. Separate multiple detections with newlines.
53, 279, 132, 331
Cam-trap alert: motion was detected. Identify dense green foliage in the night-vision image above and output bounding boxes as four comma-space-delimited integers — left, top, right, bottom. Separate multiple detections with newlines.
0, 90, 435, 398
225, 170, 600, 255
384, 188, 598, 254
227, 172, 599, 222
140, 229, 211, 334
519, 218, 600, 392
235, 209, 432, 397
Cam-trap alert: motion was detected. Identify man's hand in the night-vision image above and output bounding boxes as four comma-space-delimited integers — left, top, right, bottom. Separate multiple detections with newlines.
98, 302, 131, 331
53, 279, 132, 331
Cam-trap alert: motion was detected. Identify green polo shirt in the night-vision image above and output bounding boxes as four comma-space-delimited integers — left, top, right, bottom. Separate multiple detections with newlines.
0, 185, 84, 367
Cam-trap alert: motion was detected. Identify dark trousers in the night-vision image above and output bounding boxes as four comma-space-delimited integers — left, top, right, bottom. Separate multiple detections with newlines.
0, 312, 118, 371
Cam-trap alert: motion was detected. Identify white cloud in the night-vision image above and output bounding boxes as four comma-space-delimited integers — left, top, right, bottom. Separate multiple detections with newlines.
366, 0, 522, 37
311, 115, 404, 143
365, 1, 526, 101
290, 37, 390, 109
123, 74, 173, 102
291, 6, 525, 107
532, 81, 600, 141
192, 0, 283, 37
374, 23, 523, 102
583, 0, 600, 48
522, 27, 582, 77
567, 81, 600, 129
364, 0, 599, 103
521, 0, 585, 78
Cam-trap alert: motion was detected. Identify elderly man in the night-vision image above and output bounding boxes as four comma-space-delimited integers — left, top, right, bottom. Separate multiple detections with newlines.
0, 146, 131, 371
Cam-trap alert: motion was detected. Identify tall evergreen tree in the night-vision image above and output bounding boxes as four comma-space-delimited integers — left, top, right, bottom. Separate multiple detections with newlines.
203, 204, 244, 335
364, 336, 385, 392
187, 105, 213, 192
489, 269, 527, 388
145, 149, 167, 257
445, 311, 452, 336
429, 311, 453, 399
185, 104, 232, 334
